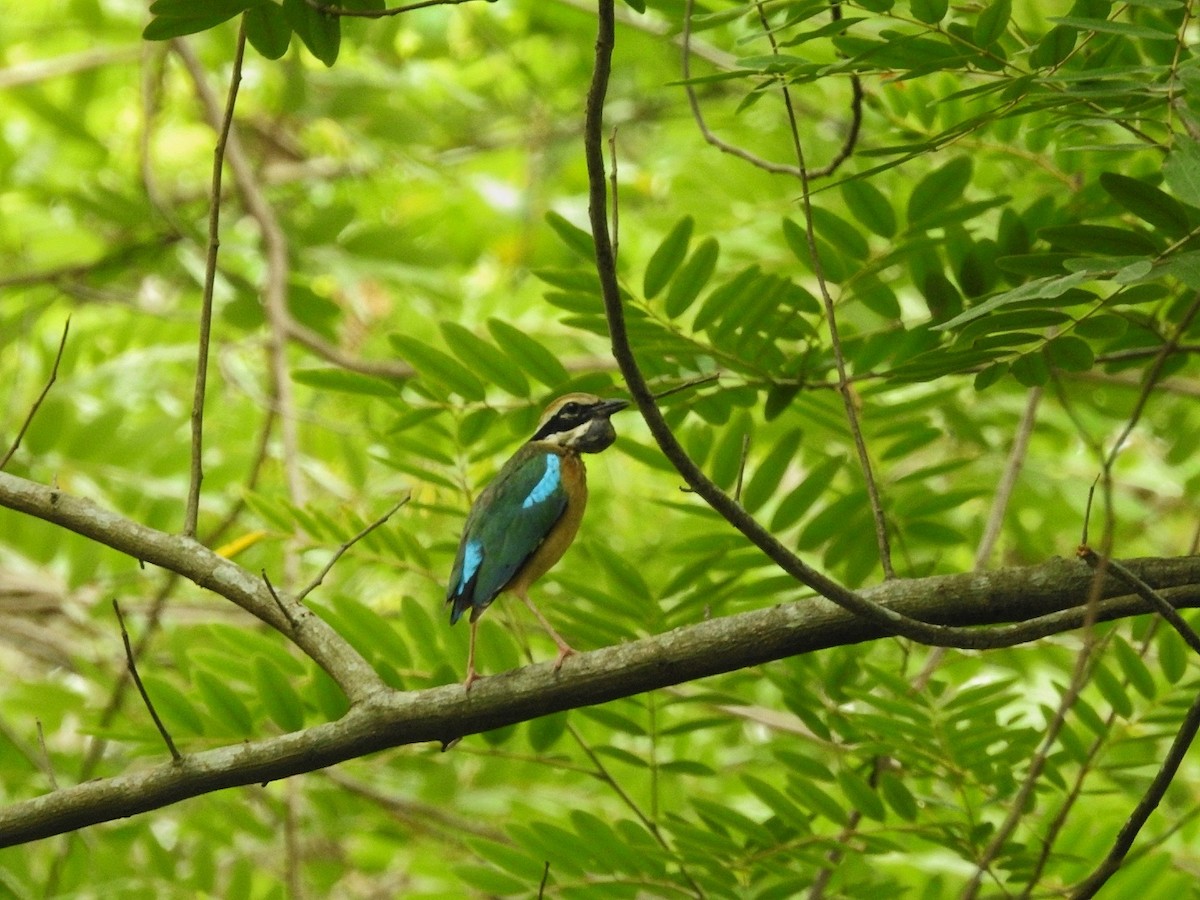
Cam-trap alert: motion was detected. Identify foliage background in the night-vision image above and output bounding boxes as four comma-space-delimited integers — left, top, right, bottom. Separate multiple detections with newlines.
2, 0, 1200, 896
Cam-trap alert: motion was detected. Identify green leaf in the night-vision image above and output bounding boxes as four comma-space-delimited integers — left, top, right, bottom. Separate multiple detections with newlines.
1158, 630, 1187, 684
388, 334, 486, 401
770, 456, 844, 531
974, 361, 1008, 390
643, 216, 694, 299
1030, 23, 1077, 68
283, 0, 340, 66
664, 237, 720, 318
1074, 314, 1128, 339
487, 319, 570, 389
1091, 661, 1132, 718
742, 429, 802, 514
1040, 224, 1159, 256
544, 210, 595, 261
741, 774, 810, 830
711, 411, 753, 491
923, 270, 963, 322
907, 157, 973, 228
143, 0, 256, 40
796, 781, 849, 826
838, 770, 886, 822
527, 712, 567, 751
254, 656, 305, 732
974, 0, 1011, 46
245, 3, 291, 59
841, 178, 896, 238
798, 493, 866, 550
1048, 16, 1177, 40
1112, 638, 1156, 700
293, 368, 399, 397
1100, 172, 1191, 238
783, 218, 847, 283
935, 272, 1091, 330
1045, 335, 1094, 371
811, 207, 869, 260
455, 866, 525, 895
1010, 351, 1049, 386
1164, 139, 1200, 208
694, 265, 762, 332
440, 322, 530, 397
910, 0, 949, 24
139, 674, 206, 736
879, 774, 918, 821
1156, 250, 1200, 290
194, 669, 254, 735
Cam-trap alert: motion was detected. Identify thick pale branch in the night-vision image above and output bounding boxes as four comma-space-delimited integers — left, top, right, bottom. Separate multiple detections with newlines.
1, 554, 1199, 847
0, 471, 383, 703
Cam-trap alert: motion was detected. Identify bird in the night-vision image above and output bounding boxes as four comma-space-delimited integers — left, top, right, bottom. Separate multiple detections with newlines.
446, 392, 629, 689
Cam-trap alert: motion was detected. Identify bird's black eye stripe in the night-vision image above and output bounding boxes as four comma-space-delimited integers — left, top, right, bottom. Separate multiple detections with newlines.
531, 401, 597, 441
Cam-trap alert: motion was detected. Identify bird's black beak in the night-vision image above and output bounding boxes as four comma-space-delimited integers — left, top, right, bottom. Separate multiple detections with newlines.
595, 399, 630, 418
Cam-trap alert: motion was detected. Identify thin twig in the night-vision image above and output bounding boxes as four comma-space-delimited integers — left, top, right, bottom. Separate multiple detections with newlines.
734, 434, 750, 504
808, 759, 882, 899
34, 720, 59, 792
296, 494, 412, 602
584, 0, 1133, 650
680, 0, 862, 179
609, 126, 620, 262
307, 0, 482, 17
112, 599, 181, 762
284, 780, 302, 899
0, 45, 141, 90
1104, 291, 1200, 472
651, 372, 719, 402
284, 317, 414, 380
914, 387, 1042, 690
960, 571, 1107, 899
182, 23, 248, 537
681, 0, 800, 178
807, 3, 863, 180
1080, 548, 1200, 657
262, 569, 299, 629
1021, 626, 1162, 896
1, 318, 70, 471
538, 861, 550, 899
1069, 687, 1200, 898
324, 770, 508, 842
755, 1, 894, 578
566, 722, 706, 898
975, 388, 1041, 570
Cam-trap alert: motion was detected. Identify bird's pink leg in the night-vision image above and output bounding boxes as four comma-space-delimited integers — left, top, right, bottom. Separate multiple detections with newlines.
516, 589, 576, 670
464, 618, 481, 691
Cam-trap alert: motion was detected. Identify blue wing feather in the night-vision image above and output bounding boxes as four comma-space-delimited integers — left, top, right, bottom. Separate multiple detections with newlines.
447, 448, 568, 623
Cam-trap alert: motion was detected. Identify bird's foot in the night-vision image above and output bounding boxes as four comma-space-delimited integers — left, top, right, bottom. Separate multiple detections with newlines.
463, 668, 481, 692
552, 643, 576, 671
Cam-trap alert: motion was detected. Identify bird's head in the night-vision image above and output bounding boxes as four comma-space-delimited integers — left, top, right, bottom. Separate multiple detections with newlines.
529, 392, 629, 453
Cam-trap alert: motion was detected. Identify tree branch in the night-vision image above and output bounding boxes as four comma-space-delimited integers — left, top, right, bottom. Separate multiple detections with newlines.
181, 25, 247, 537
174, 32, 306, 519
584, 0, 1081, 651
0, 471, 384, 704
0, 318, 70, 471
1, 554, 1199, 847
